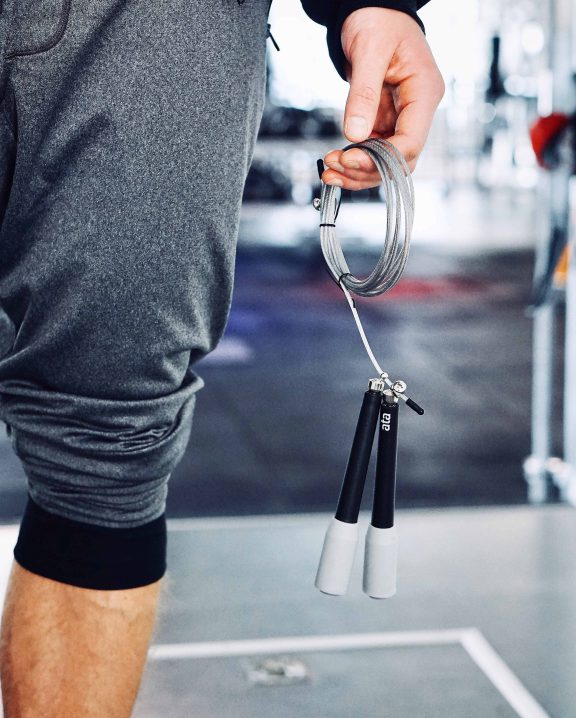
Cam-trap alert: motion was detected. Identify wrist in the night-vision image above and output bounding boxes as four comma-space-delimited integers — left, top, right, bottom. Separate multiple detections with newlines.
326, 1, 426, 83
340, 3, 425, 38
342, 6, 423, 45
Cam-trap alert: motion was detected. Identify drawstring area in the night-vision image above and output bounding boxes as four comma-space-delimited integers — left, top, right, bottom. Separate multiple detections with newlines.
236, 1, 280, 51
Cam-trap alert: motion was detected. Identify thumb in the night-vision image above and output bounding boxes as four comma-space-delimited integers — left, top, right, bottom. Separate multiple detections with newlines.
343, 42, 391, 143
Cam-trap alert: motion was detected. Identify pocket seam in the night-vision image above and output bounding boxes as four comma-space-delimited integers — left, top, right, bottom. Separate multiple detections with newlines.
1, 112, 13, 138
1, 89, 16, 141
4, 0, 72, 60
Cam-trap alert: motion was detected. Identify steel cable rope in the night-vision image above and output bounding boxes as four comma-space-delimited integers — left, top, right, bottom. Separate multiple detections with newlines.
315, 138, 422, 414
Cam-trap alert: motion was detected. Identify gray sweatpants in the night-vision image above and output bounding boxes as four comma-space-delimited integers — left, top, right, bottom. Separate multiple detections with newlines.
0, 0, 271, 527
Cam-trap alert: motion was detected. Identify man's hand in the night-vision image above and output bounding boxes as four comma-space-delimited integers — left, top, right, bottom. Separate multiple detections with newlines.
321, 7, 444, 189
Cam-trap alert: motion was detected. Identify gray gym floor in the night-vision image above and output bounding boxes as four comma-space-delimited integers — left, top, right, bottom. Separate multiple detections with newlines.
1, 504, 572, 717
129, 504, 576, 718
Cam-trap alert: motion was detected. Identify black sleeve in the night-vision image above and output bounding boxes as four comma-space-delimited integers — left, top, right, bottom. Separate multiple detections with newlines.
300, 1, 431, 81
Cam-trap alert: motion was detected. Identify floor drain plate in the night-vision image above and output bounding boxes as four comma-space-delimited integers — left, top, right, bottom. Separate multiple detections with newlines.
243, 655, 312, 686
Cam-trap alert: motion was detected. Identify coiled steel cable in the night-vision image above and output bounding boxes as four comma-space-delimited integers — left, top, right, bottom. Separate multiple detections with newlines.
318, 138, 414, 297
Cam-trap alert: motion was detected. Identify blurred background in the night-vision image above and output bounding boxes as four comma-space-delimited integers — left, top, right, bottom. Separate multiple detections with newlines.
170, 0, 569, 518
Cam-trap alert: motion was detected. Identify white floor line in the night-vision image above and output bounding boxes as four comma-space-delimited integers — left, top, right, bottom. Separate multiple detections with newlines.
148, 628, 466, 660
460, 628, 551, 718
148, 628, 551, 718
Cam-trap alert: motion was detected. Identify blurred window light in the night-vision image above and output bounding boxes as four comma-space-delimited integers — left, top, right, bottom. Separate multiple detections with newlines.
514, 142, 537, 168
267, 0, 484, 109
521, 22, 545, 55
420, 0, 484, 88
504, 74, 538, 97
516, 167, 539, 188
476, 102, 497, 123
267, 0, 348, 109
291, 182, 312, 205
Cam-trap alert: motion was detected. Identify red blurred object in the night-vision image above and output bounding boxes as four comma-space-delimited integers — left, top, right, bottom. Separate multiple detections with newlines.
529, 112, 570, 169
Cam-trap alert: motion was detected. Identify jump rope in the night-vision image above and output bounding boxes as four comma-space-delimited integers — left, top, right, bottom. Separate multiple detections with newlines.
313, 138, 424, 600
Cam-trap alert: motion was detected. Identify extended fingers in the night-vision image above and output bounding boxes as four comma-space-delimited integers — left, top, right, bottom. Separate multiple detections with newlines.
321, 155, 382, 189
321, 169, 382, 191
324, 148, 374, 171
322, 142, 380, 188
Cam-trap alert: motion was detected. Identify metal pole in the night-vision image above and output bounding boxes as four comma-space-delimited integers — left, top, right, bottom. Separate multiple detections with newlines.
562, 177, 576, 504
525, 0, 574, 502
546, 0, 576, 501
525, 302, 554, 503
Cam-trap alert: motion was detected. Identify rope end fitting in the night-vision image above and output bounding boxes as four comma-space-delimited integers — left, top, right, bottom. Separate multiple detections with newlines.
313, 159, 325, 211
371, 375, 423, 414
406, 398, 425, 415
391, 379, 425, 416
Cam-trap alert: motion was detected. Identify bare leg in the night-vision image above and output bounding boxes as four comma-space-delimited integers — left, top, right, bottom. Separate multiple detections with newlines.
0, 561, 163, 718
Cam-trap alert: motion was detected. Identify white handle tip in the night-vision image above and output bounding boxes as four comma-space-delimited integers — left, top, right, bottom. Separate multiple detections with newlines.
363, 524, 398, 599
315, 518, 359, 596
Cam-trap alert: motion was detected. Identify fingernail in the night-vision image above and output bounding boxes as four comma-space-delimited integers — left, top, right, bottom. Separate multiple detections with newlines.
327, 178, 343, 187
345, 116, 368, 139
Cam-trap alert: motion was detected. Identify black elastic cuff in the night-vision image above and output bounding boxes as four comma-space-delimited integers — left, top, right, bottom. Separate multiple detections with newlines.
328, 1, 426, 82
14, 497, 167, 590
